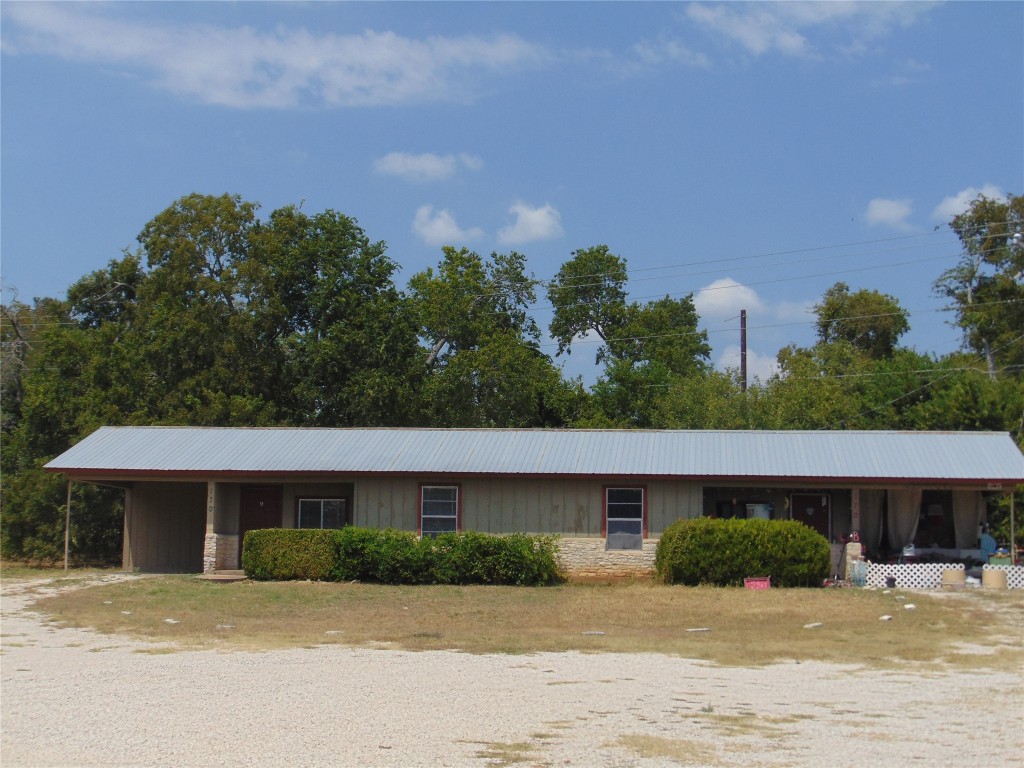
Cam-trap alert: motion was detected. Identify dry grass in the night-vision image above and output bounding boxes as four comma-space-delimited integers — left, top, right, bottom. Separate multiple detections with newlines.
614, 734, 722, 765
469, 741, 539, 766
27, 576, 1024, 669
0, 561, 117, 582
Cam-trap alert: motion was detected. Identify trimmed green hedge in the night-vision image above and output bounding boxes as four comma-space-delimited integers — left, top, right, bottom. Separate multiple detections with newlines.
242, 527, 562, 586
241, 528, 336, 581
655, 517, 830, 587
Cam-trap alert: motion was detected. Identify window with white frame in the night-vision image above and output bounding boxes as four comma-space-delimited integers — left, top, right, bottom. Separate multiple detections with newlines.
606, 487, 644, 550
297, 498, 348, 530
420, 485, 459, 535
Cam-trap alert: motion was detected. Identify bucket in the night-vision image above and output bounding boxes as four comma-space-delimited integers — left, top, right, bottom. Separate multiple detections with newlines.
940, 569, 966, 588
850, 560, 867, 588
982, 568, 1008, 590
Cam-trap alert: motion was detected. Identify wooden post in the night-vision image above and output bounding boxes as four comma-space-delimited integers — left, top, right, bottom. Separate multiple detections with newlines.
740, 309, 747, 393
64, 480, 72, 572
1011, 491, 1017, 566
851, 488, 861, 534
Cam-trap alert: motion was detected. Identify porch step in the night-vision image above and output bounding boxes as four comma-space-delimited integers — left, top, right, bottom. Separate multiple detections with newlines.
197, 569, 247, 583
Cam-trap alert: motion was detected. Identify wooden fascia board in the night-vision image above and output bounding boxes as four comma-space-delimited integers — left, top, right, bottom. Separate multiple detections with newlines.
44, 467, 1022, 488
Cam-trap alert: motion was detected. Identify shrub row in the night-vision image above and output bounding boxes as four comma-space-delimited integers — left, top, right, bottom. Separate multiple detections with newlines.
241, 527, 562, 586
655, 517, 830, 587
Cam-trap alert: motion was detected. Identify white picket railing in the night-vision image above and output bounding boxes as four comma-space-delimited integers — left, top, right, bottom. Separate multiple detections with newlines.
864, 562, 1024, 590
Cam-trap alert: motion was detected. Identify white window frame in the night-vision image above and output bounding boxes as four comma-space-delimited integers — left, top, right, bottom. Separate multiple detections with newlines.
297, 498, 347, 530
605, 486, 644, 551
420, 484, 460, 536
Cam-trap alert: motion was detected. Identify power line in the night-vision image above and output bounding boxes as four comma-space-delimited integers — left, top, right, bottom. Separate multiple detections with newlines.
541, 230, 952, 286
825, 334, 1024, 429
536, 252, 958, 315
536, 220, 1018, 288
3, 233, 1018, 338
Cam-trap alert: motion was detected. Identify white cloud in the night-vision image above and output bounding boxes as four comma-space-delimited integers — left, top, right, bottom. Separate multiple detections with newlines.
871, 57, 931, 87
497, 202, 564, 245
687, 2, 934, 58
374, 152, 483, 182
631, 37, 711, 69
412, 205, 484, 246
714, 344, 779, 382
688, 4, 810, 57
931, 184, 1005, 221
865, 197, 914, 232
773, 299, 815, 324
693, 277, 765, 322
2, 4, 546, 108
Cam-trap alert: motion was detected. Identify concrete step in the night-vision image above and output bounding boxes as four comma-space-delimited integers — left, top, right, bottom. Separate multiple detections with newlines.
197, 570, 247, 583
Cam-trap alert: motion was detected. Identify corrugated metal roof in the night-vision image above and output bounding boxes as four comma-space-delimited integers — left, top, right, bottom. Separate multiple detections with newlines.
44, 426, 1024, 483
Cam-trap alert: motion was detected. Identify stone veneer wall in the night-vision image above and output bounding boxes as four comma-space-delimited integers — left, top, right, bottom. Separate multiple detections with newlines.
216, 534, 240, 571
557, 537, 657, 578
203, 533, 240, 573
203, 533, 217, 573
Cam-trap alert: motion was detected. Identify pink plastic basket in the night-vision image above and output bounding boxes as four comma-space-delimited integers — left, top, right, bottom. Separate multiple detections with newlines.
744, 577, 771, 590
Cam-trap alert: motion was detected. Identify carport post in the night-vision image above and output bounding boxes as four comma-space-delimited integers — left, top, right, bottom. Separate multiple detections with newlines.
64, 480, 72, 572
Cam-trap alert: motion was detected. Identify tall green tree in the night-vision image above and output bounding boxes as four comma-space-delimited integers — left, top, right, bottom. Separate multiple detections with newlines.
408, 247, 576, 426
131, 193, 276, 424
1, 194, 428, 562
547, 245, 629, 362
410, 247, 540, 367
1, 298, 133, 564
1, 293, 67, 434
934, 193, 1024, 377
549, 246, 710, 426
814, 281, 909, 359
254, 206, 421, 426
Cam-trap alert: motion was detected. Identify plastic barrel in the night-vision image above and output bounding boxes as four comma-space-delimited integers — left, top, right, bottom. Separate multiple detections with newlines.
940, 569, 965, 588
982, 568, 1008, 590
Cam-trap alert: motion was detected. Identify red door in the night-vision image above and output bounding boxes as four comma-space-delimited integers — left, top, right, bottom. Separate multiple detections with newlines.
791, 493, 831, 540
239, 486, 283, 567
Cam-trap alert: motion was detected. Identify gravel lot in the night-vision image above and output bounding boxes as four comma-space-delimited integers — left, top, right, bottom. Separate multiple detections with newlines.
2, 575, 1022, 768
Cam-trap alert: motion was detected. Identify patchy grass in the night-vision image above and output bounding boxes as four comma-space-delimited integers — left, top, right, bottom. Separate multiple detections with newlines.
615, 734, 721, 765
693, 712, 789, 738
470, 741, 539, 766
1, 562, 125, 591
0, 561, 120, 582
29, 576, 1024, 668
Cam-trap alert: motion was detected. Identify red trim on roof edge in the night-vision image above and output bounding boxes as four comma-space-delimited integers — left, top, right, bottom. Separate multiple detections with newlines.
45, 467, 1022, 487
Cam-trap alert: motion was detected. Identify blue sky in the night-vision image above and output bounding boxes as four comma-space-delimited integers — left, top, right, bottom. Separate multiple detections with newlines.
2, 1, 1021, 385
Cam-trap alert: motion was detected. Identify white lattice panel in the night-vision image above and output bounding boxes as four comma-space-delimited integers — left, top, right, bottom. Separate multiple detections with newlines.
865, 562, 963, 589
983, 565, 1024, 589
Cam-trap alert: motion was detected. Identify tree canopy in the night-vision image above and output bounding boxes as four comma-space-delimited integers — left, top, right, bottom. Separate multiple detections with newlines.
934, 193, 1024, 377
813, 281, 909, 359
2, 192, 1022, 563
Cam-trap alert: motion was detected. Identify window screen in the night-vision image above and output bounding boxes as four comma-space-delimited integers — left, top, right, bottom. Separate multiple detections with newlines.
606, 487, 643, 550
421, 486, 458, 535
298, 498, 347, 529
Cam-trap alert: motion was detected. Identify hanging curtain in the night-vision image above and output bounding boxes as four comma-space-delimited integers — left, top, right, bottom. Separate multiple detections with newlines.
952, 491, 984, 549
859, 490, 885, 556
886, 488, 922, 549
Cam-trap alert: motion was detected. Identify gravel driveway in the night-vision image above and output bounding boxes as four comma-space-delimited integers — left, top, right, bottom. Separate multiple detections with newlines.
2, 575, 1022, 767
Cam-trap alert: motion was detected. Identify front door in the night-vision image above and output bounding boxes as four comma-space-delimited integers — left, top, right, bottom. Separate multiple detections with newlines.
239, 485, 283, 567
791, 493, 831, 540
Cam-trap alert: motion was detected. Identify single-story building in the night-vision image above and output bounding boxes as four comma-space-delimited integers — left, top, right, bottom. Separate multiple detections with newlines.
45, 427, 1024, 577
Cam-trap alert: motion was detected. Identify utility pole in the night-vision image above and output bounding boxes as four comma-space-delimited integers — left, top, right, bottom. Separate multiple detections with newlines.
740, 309, 747, 393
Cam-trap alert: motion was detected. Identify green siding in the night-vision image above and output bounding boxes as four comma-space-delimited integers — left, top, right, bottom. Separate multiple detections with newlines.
127, 482, 206, 572
351, 476, 703, 537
